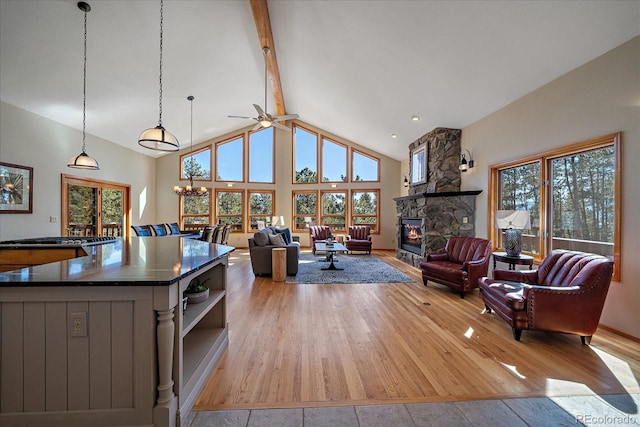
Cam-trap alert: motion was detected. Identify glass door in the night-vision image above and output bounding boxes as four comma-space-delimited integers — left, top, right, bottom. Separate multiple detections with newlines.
62, 175, 130, 237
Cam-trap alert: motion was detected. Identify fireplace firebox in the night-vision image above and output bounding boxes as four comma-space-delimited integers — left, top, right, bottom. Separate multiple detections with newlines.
401, 218, 422, 255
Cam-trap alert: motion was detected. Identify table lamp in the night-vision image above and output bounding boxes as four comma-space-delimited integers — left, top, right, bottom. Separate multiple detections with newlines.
496, 210, 531, 257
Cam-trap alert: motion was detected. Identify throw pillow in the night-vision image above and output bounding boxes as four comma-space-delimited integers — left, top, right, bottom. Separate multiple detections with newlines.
268, 233, 285, 246
253, 231, 270, 247
276, 228, 292, 245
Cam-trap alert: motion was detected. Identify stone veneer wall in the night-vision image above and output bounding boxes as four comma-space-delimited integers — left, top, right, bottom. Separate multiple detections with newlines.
395, 193, 478, 268
408, 127, 461, 194
397, 127, 479, 268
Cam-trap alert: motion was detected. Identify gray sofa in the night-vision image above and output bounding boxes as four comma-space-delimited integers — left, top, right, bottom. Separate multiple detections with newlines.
248, 227, 300, 276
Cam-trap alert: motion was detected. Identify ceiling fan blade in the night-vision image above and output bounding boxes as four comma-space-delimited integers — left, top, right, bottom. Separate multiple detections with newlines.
253, 104, 266, 116
272, 121, 291, 132
228, 115, 254, 120
272, 113, 299, 121
252, 123, 263, 131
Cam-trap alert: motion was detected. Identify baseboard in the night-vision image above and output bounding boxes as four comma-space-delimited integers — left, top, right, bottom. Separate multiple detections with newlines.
599, 323, 640, 342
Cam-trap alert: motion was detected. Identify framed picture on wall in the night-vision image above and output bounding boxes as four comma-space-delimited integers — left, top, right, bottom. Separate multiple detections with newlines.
0, 162, 33, 213
410, 145, 427, 185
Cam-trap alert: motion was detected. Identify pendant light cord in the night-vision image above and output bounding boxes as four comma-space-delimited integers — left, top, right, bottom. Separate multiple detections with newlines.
82, 7, 88, 153
158, 0, 164, 127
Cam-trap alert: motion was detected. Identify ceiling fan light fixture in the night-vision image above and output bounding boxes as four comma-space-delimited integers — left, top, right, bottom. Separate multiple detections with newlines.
260, 120, 272, 128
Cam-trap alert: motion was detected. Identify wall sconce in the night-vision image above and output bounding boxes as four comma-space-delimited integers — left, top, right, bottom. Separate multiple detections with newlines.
227, 183, 233, 187
459, 149, 474, 172
403, 175, 409, 187
331, 183, 337, 188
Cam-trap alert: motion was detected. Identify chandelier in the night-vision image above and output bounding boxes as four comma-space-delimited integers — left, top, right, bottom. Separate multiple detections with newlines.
173, 96, 207, 197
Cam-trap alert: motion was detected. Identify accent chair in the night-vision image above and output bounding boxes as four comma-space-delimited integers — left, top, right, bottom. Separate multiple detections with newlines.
345, 225, 372, 254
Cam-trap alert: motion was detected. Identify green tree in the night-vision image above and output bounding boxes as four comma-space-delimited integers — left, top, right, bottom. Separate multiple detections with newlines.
295, 167, 317, 183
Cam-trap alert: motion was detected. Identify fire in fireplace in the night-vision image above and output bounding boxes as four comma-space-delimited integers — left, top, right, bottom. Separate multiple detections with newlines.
401, 218, 422, 255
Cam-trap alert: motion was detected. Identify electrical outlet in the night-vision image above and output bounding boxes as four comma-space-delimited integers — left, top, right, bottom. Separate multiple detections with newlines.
462, 216, 469, 224
49, 216, 58, 223
69, 312, 87, 337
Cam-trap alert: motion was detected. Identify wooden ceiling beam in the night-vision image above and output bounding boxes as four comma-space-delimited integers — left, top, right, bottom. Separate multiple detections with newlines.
250, 0, 286, 117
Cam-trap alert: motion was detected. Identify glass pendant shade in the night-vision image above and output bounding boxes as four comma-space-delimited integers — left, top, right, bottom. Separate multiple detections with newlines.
138, 125, 179, 151
68, 151, 99, 170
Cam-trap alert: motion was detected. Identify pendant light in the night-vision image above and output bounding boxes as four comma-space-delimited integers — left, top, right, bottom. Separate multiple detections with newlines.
173, 96, 207, 197
68, 1, 99, 170
138, 0, 179, 151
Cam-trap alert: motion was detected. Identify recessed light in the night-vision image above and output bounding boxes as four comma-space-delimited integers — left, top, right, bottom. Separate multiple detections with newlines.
411, 115, 420, 121
391, 133, 398, 138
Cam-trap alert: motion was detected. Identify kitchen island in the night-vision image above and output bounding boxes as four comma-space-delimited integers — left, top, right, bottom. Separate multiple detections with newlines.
0, 236, 234, 427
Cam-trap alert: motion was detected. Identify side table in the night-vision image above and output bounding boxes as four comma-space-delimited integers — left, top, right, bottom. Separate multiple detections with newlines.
493, 252, 534, 270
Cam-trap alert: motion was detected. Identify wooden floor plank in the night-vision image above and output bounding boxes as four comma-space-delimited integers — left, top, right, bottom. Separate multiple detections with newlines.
194, 249, 640, 410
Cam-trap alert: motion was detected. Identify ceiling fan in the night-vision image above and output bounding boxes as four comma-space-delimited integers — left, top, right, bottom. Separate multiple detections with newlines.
228, 47, 298, 132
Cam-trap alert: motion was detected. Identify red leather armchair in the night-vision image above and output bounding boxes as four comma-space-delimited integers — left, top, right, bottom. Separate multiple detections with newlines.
309, 225, 332, 254
479, 250, 614, 344
345, 225, 372, 254
419, 236, 492, 298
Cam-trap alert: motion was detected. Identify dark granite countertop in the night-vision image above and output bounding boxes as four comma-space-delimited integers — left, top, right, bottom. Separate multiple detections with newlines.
0, 236, 235, 287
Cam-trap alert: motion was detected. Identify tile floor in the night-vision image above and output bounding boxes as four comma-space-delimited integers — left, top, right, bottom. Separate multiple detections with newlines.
185, 393, 639, 426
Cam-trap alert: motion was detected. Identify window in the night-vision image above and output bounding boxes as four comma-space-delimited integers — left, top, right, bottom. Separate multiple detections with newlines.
490, 132, 621, 280
249, 127, 274, 183
180, 191, 212, 229
352, 149, 379, 181
180, 145, 211, 180
351, 190, 379, 232
294, 125, 318, 183
321, 137, 347, 182
320, 191, 346, 232
248, 190, 274, 231
411, 145, 426, 185
292, 190, 317, 231
216, 135, 244, 182
215, 189, 244, 231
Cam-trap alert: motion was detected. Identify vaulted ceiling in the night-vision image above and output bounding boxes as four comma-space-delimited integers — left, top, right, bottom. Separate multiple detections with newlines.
1, 1, 638, 161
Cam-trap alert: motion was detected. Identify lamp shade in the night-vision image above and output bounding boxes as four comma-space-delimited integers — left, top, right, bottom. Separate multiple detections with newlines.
68, 151, 99, 170
495, 210, 531, 230
138, 125, 179, 151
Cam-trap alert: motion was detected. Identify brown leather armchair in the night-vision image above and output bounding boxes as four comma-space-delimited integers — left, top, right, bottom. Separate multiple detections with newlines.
345, 225, 372, 254
479, 250, 614, 344
309, 225, 332, 254
419, 236, 492, 298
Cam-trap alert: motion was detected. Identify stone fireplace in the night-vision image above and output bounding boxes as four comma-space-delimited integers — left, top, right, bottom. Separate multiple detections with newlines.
394, 127, 481, 268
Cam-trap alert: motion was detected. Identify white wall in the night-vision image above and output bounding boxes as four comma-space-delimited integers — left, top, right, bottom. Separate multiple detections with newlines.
459, 36, 640, 338
155, 120, 402, 249
0, 102, 156, 241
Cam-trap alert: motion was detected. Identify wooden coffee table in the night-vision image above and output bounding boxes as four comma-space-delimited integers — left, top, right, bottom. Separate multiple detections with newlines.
314, 242, 348, 270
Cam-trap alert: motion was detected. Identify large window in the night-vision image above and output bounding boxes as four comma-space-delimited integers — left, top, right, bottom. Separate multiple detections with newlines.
248, 190, 274, 231
293, 191, 317, 231
215, 189, 244, 231
179, 191, 212, 229
320, 190, 346, 232
294, 125, 318, 183
249, 127, 274, 183
180, 145, 211, 180
216, 135, 244, 182
321, 137, 347, 182
352, 190, 379, 232
352, 149, 379, 182
490, 133, 621, 279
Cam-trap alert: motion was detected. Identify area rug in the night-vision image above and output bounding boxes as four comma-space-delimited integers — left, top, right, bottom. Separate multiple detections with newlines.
286, 253, 413, 284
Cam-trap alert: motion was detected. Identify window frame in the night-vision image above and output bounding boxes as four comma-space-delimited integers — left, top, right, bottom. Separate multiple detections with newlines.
178, 189, 213, 230
320, 136, 348, 183
489, 132, 621, 280
292, 190, 318, 232
248, 127, 275, 184
179, 144, 211, 181
293, 123, 319, 184
215, 133, 245, 183
320, 190, 347, 232
351, 189, 380, 234
247, 189, 275, 231
214, 188, 245, 232
351, 149, 380, 182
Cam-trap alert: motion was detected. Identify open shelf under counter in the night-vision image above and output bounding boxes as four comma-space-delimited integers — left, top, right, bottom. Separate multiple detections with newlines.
183, 290, 226, 336
181, 327, 228, 407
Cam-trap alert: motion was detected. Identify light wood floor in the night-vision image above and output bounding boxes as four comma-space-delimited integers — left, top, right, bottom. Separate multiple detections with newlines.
193, 249, 640, 411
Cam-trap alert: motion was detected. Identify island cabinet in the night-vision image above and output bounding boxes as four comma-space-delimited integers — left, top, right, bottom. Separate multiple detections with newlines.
0, 237, 234, 427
